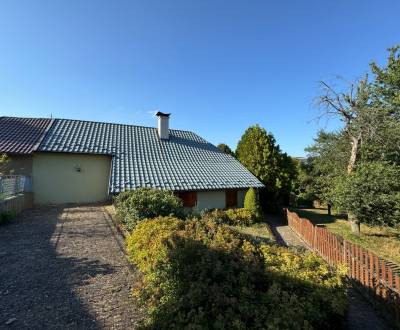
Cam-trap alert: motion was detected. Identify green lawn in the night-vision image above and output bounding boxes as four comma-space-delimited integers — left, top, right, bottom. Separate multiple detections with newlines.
232, 223, 275, 245
291, 208, 400, 266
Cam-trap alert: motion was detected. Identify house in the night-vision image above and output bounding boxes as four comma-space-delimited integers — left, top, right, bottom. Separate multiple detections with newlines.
0, 113, 264, 209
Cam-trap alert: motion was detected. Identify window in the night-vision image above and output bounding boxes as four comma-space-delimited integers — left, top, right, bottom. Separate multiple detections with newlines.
225, 189, 238, 208
176, 191, 197, 207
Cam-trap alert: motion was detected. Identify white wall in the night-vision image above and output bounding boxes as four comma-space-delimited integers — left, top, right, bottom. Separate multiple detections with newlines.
196, 190, 226, 210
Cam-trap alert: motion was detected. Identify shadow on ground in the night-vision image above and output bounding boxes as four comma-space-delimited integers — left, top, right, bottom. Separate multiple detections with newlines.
0, 207, 118, 329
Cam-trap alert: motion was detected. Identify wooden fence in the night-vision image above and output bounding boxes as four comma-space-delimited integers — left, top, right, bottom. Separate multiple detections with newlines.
284, 209, 400, 326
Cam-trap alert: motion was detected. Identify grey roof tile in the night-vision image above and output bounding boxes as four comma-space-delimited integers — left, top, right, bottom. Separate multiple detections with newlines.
38, 118, 264, 193
0, 117, 53, 154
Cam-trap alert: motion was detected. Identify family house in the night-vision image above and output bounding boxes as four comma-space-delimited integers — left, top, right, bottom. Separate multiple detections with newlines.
0, 113, 264, 209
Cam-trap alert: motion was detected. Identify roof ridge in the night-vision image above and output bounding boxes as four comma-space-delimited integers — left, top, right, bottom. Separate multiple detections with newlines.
32, 118, 55, 152
1, 116, 53, 121
44, 116, 196, 134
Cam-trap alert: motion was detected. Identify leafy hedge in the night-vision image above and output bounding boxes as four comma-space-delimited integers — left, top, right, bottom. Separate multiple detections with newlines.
114, 188, 184, 231
201, 208, 255, 227
0, 211, 16, 226
127, 217, 347, 329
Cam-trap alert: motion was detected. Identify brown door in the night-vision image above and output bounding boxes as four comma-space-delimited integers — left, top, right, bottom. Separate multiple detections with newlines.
225, 189, 238, 208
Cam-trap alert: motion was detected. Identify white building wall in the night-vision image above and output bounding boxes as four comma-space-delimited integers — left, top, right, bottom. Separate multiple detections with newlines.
197, 190, 226, 210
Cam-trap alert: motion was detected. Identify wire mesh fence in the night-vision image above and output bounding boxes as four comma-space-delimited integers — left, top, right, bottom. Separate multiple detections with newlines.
0, 175, 31, 200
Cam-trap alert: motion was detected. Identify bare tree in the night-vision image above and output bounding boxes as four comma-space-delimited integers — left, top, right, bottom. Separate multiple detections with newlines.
316, 76, 371, 235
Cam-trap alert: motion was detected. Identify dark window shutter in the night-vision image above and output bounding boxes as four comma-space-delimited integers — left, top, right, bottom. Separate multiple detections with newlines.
225, 189, 238, 208
176, 191, 197, 207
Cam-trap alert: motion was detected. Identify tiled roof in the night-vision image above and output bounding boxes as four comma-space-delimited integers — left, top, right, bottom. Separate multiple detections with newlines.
38, 119, 264, 193
0, 117, 53, 154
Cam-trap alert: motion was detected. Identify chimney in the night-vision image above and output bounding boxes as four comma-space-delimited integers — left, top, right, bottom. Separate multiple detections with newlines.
156, 112, 171, 140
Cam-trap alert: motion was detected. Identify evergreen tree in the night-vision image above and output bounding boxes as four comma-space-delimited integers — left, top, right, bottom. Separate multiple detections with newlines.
236, 125, 297, 208
244, 187, 261, 219
217, 143, 235, 157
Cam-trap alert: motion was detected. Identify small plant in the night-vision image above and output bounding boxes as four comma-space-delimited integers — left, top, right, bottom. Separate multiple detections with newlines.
0, 211, 16, 226
114, 188, 184, 231
244, 188, 262, 220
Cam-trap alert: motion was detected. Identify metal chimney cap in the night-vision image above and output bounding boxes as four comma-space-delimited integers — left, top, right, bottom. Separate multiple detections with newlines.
155, 111, 171, 117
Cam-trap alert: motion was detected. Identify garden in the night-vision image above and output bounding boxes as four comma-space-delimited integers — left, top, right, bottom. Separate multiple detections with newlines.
113, 187, 348, 329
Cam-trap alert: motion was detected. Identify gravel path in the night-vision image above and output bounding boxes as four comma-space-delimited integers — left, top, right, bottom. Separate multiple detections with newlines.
266, 213, 308, 249
265, 213, 394, 330
0, 205, 143, 329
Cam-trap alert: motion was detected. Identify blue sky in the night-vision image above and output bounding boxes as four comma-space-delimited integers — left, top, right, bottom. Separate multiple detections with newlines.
0, 1, 399, 156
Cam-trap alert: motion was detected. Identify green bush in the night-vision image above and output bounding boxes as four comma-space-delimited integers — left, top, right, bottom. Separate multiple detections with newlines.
333, 162, 400, 227
261, 244, 348, 326
200, 209, 229, 225
127, 217, 347, 329
126, 216, 185, 273
293, 192, 314, 208
201, 208, 255, 227
0, 211, 16, 226
244, 187, 262, 220
114, 188, 184, 231
225, 208, 254, 226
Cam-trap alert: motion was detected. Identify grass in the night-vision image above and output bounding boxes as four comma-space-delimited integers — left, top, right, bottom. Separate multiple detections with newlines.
291, 207, 400, 266
232, 223, 275, 245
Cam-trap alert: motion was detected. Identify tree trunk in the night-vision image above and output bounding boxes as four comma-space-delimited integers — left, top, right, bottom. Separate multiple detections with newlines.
327, 203, 332, 216
347, 135, 360, 174
347, 135, 361, 235
348, 212, 360, 236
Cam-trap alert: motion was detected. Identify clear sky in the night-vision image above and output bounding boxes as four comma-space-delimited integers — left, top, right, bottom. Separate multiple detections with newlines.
0, 1, 399, 156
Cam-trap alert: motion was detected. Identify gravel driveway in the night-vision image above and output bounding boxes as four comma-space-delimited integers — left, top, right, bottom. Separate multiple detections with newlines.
0, 205, 143, 329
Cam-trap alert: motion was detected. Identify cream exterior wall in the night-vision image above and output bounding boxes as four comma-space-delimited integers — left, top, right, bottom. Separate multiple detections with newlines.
196, 190, 226, 210
194, 189, 249, 210
32, 153, 111, 205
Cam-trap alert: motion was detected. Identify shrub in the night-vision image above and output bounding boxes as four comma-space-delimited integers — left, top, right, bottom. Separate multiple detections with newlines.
225, 208, 254, 226
244, 187, 262, 220
0, 211, 16, 226
201, 208, 255, 227
126, 216, 185, 273
114, 188, 184, 231
199, 209, 229, 225
127, 217, 347, 329
293, 192, 314, 208
261, 244, 348, 325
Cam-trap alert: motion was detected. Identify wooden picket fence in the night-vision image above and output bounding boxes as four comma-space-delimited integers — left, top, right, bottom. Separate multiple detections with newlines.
284, 209, 400, 326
